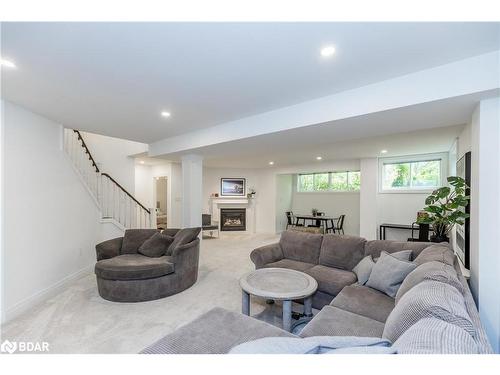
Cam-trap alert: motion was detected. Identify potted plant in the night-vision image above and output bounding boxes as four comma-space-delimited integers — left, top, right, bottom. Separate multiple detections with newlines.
417, 176, 470, 243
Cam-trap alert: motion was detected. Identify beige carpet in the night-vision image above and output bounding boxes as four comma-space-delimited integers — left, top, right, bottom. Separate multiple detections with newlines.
1, 233, 288, 354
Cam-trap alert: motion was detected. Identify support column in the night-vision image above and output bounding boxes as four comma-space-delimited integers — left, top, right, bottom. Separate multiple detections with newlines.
470, 97, 500, 353
181, 154, 203, 228
360, 158, 378, 240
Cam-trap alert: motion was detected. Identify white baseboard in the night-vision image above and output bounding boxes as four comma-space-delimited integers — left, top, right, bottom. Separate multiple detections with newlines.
2, 263, 94, 324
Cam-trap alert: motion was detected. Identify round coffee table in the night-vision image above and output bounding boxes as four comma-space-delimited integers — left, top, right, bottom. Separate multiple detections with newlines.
239, 268, 318, 332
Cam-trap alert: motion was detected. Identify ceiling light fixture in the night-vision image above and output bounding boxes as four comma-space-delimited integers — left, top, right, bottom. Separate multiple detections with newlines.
139, 160, 145, 164
161, 111, 171, 118
316, 156, 322, 161
320, 46, 336, 57
380, 149, 388, 154
0, 58, 17, 68
269, 161, 274, 165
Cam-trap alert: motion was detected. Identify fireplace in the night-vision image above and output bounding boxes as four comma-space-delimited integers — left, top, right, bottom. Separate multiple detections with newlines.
220, 208, 246, 231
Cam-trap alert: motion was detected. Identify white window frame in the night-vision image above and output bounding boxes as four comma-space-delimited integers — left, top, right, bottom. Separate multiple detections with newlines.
378, 153, 448, 194
296, 171, 361, 193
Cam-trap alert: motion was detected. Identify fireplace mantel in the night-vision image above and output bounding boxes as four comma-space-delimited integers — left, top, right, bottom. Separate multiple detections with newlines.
209, 197, 256, 233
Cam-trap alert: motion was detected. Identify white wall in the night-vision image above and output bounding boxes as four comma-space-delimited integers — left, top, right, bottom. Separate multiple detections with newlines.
134, 164, 154, 209
2, 102, 102, 323
82, 131, 147, 194
275, 174, 293, 233
291, 176, 360, 236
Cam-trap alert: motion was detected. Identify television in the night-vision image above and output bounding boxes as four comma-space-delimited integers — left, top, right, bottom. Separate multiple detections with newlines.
455, 151, 471, 269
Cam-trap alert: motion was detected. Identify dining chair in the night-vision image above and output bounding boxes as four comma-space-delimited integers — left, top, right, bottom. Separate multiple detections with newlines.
285, 211, 294, 230
333, 214, 345, 235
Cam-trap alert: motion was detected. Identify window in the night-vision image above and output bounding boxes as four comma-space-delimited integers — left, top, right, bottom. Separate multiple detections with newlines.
380, 154, 445, 192
298, 171, 360, 192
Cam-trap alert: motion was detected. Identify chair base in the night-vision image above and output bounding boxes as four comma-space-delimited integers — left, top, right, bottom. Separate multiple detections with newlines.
96, 270, 198, 302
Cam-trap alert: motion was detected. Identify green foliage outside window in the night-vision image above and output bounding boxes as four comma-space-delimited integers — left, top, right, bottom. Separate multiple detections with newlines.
383, 159, 440, 190
298, 171, 360, 192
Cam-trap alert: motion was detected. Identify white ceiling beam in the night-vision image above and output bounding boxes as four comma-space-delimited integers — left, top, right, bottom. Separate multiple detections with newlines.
149, 50, 500, 158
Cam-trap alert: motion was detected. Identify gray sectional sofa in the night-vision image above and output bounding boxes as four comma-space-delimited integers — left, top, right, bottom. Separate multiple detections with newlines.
141, 231, 493, 354
95, 227, 200, 302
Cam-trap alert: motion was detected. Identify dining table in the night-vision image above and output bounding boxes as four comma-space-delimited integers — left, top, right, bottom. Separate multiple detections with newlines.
293, 214, 339, 233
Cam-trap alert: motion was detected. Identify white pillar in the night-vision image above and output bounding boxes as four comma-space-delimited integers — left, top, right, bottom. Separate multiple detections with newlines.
470, 97, 500, 353
181, 154, 203, 228
359, 158, 378, 240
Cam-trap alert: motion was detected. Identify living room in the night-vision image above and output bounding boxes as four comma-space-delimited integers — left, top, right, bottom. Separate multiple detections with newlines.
1, 3, 500, 373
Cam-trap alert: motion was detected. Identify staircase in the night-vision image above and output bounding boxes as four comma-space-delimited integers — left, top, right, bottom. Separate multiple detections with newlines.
63, 128, 155, 229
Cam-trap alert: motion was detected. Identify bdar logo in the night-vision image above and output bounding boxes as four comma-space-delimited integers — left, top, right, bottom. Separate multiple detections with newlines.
1, 340, 18, 354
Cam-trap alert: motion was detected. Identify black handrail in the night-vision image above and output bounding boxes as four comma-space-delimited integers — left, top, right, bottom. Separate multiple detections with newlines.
74, 130, 100, 172
101, 173, 151, 214
73, 130, 151, 215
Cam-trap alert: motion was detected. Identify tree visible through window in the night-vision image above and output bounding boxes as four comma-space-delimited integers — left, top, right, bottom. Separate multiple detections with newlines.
298, 171, 361, 192
382, 159, 441, 190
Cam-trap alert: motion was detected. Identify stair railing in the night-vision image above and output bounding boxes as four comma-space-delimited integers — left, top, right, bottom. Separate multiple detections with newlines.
63, 128, 154, 229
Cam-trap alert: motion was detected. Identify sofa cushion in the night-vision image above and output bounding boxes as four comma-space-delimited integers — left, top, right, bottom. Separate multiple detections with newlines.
366, 252, 417, 297
121, 229, 159, 254
395, 261, 464, 304
279, 230, 323, 264
352, 255, 375, 285
304, 265, 357, 296
318, 235, 366, 271
413, 244, 455, 266
330, 284, 395, 323
138, 232, 175, 257
167, 227, 201, 256
264, 259, 316, 272
141, 307, 295, 354
300, 306, 384, 338
393, 318, 478, 354
95, 254, 174, 280
364, 240, 431, 260
383, 281, 476, 342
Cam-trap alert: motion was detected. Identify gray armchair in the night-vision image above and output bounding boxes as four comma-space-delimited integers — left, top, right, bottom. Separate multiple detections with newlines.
94, 227, 201, 302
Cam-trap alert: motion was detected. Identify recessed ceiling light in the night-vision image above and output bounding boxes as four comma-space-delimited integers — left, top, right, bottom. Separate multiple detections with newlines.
381, 149, 388, 154
161, 111, 171, 118
316, 156, 323, 161
1, 58, 17, 69
320, 46, 336, 57
139, 160, 145, 164
269, 161, 274, 165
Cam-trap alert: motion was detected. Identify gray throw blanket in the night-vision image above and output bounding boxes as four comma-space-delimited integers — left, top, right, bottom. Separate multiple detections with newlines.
229, 336, 396, 354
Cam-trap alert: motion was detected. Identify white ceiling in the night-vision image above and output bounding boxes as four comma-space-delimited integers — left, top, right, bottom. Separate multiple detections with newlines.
2, 22, 499, 143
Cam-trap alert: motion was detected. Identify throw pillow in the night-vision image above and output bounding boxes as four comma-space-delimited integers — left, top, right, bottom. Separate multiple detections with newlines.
373, 249, 412, 262
138, 232, 175, 257
167, 227, 201, 256
121, 229, 159, 254
383, 281, 476, 343
366, 251, 417, 297
352, 255, 375, 285
413, 244, 455, 266
395, 261, 465, 304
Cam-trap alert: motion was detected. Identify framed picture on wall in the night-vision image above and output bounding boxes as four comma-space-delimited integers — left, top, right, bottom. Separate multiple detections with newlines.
220, 178, 246, 196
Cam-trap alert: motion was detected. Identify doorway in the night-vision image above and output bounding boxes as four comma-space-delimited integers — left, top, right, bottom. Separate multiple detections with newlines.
155, 176, 168, 230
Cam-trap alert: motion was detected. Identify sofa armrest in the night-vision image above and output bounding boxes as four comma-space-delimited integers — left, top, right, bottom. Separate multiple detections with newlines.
140, 307, 295, 354
250, 242, 284, 269
95, 237, 123, 261
171, 238, 200, 271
